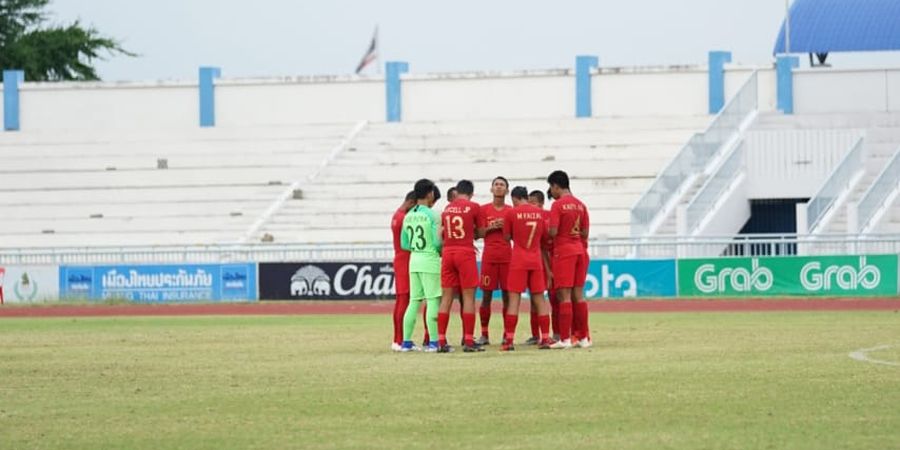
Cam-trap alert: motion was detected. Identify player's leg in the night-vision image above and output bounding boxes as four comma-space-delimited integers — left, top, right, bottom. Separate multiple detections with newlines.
437, 254, 458, 351
526, 299, 539, 345
499, 263, 510, 326
572, 254, 591, 348
458, 253, 484, 352
392, 292, 409, 350
392, 258, 410, 351
423, 272, 442, 352
502, 267, 526, 351
477, 263, 498, 345
550, 255, 577, 349
526, 267, 552, 349
549, 288, 560, 341
402, 273, 426, 351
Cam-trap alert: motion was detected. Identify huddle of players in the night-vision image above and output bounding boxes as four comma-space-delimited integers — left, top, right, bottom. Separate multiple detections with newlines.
390, 170, 591, 353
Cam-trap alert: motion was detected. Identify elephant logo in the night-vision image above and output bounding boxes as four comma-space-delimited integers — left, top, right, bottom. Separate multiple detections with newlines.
290, 265, 331, 297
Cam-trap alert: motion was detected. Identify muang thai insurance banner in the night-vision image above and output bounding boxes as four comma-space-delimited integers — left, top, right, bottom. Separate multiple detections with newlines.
59, 264, 258, 302
677, 254, 899, 297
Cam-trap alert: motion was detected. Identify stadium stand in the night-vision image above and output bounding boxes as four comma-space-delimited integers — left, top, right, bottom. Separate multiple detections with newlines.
253, 116, 713, 244
0, 123, 358, 247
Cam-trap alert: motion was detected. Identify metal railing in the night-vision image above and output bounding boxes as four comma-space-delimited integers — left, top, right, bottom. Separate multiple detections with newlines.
806, 137, 865, 233
630, 70, 758, 236
685, 141, 745, 233
858, 147, 900, 233
591, 233, 900, 259
3, 233, 900, 265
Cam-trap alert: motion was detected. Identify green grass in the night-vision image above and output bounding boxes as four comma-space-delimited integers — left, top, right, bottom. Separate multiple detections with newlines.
1, 311, 898, 450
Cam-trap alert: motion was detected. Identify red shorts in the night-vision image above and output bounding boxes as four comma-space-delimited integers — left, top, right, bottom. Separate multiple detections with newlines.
552, 253, 587, 289
480, 262, 510, 291
393, 257, 410, 295
441, 251, 479, 289
507, 267, 546, 294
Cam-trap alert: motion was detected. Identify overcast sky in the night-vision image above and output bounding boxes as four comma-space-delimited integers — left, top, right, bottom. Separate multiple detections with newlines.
45, 0, 899, 82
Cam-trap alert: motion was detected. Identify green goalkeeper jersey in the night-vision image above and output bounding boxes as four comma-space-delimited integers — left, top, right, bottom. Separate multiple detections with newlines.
401, 204, 442, 274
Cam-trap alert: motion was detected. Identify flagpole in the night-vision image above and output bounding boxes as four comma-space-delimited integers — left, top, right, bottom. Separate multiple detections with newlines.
376, 25, 382, 75
784, 0, 791, 54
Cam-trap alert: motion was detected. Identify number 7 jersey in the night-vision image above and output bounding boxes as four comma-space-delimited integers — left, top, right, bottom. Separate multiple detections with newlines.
441, 198, 481, 254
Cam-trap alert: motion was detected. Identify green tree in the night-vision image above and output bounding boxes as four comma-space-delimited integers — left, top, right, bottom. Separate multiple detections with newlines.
0, 0, 134, 81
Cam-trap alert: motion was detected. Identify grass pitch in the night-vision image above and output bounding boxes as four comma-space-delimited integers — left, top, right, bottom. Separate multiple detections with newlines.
1, 311, 898, 449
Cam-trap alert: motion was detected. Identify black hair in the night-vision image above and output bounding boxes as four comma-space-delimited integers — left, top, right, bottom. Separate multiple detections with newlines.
456, 179, 474, 196
529, 190, 545, 204
446, 186, 457, 199
492, 176, 509, 188
547, 170, 570, 189
405, 190, 416, 202
546, 188, 553, 200
511, 186, 529, 200
414, 179, 435, 200
432, 184, 442, 202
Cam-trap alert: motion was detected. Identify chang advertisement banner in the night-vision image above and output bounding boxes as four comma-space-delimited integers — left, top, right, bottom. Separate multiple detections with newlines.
585, 259, 676, 298
678, 254, 899, 297
0, 265, 59, 303
58, 264, 257, 302
259, 262, 396, 300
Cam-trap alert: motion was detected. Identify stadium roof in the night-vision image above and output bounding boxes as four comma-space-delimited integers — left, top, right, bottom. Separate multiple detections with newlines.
773, 0, 900, 55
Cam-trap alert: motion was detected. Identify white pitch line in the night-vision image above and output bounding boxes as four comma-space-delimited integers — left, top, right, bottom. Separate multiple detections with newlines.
849, 345, 900, 367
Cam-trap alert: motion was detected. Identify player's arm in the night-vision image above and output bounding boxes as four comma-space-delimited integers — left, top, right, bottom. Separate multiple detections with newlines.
430, 209, 443, 253
474, 206, 486, 239
580, 209, 590, 240
542, 247, 553, 286
400, 220, 411, 251
502, 210, 512, 241
549, 203, 560, 237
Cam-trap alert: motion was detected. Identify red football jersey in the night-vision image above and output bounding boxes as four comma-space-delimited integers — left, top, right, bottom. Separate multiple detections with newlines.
391, 207, 410, 260
479, 202, 512, 263
503, 204, 547, 270
541, 209, 553, 254
442, 199, 481, 252
549, 194, 589, 258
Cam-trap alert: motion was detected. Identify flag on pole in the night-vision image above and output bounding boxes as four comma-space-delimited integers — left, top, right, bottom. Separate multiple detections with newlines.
355, 27, 378, 74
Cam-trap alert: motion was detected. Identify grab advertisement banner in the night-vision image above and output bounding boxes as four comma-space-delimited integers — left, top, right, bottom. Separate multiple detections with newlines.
677, 254, 898, 297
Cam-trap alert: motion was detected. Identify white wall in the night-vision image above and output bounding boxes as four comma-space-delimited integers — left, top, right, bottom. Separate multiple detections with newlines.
6, 64, 900, 131
744, 129, 861, 199
18, 82, 196, 131
217, 79, 383, 126
795, 69, 900, 114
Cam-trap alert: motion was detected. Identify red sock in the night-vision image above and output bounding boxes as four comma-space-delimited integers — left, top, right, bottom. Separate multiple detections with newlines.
437, 312, 450, 347
462, 312, 476, 346
422, 304, 430, 343
392, 293, 410, 345
572, 301, 584, 341
539, 314, 551, 341
559, 302, 573, 341
529, 306, 539, 338
550, 292, 560, 337
479, 302, 492, 337
459, 304, 465, 338
503, 314, 519, 344
577, 301, 590, 340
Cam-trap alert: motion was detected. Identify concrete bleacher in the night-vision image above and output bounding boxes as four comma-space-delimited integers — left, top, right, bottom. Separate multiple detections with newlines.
1, 116, 711, 247
0, 124, 356, 247
750, 112, 900, 234
256, 116, 712, 243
